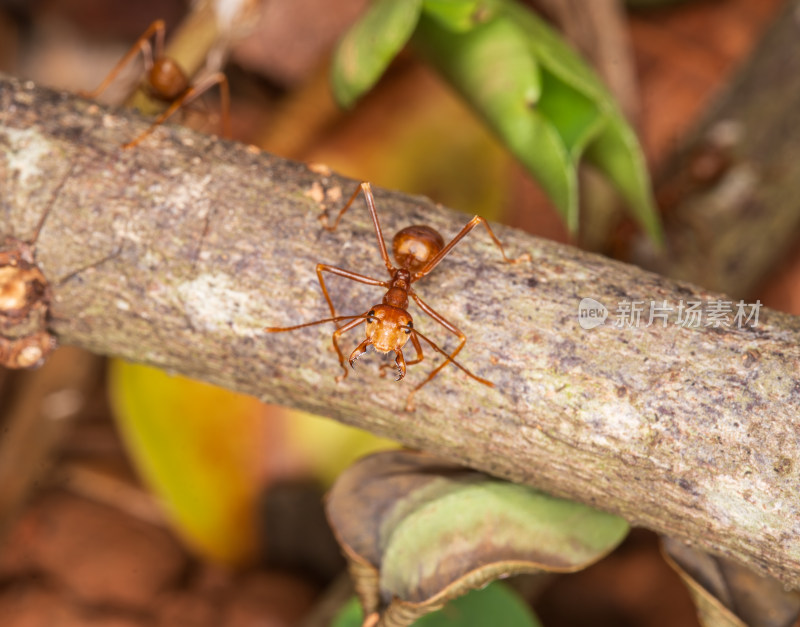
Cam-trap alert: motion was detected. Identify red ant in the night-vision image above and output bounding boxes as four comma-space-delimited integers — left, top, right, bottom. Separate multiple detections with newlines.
80, 19, 231, 149
265, 182, 530, 411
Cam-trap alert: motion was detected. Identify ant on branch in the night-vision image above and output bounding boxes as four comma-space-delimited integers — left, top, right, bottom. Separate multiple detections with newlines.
80, 19, 231, 149
265, 182, 530, 411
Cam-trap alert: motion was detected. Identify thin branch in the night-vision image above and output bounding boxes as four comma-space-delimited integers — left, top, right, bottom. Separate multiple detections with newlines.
2, 73, 800, 586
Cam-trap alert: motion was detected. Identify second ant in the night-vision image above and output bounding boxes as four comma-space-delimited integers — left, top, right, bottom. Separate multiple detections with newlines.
80, 19, 231, 149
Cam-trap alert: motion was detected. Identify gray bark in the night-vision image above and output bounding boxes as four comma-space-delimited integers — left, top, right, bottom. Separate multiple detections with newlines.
2, 73, 800, 585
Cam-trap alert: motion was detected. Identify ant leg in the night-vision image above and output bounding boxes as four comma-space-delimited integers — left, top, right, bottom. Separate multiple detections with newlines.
316, 264, 387, 318
217, 73, 232, 138
153, 17, 166, 61
412, 330, 492, 386
265, 313, 366, 380
406, 330, 493, 412
410, 292, 466, 384
413, 216, 530, 282
123, 72, 229, 149
264, 313, 363, 333
320, 182, 395, 275
333, 316, 367, 381
180, 73, 232, 138
79, 19, 163, 100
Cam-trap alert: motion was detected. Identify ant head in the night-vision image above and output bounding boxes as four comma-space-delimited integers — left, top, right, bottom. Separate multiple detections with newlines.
392, 226, 444, 274
364, 305, 413, 353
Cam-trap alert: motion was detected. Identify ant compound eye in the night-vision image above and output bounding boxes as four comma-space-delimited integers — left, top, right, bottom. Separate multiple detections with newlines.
368, 310, 375, 317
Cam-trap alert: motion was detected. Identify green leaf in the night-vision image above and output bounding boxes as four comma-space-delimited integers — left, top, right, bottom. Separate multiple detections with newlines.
381, 481, 628, 601
331, 0, 662, 240
332, 582, 541, 627
332, 0, 424, 108
535, 70, 605, 161
584, 116, 662, 244
331, 596, 364, 627
412, 13, 581, 229
421, 0, 500, 32
498, 0, 611, 106
499, 0, 662, 241
327, 450, 629, 626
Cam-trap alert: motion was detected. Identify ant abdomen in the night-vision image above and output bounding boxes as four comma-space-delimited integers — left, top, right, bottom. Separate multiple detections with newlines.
392, 225, 444, 273
149, 58, 188, 101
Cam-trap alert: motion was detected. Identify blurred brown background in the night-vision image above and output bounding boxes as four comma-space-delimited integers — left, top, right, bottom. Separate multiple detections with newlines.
0, 0, 797, 625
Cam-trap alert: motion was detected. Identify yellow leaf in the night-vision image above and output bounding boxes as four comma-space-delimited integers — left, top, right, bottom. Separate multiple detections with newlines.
108, 360, 268, 565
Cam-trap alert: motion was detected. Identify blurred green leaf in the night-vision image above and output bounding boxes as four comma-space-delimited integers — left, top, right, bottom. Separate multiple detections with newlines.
421, 0, 500, 32
333, 0, 662, 240
412, 14, 581, 229
535, 71, 605, 161
332, 582, 541, 627
108, 360, 265, 564
498, 0, 661, 242
331, 596, 364, 627
584, 116, 662, 244
327, 450, 629, 626
331, 0, 423, 108
499, 0, 611, 104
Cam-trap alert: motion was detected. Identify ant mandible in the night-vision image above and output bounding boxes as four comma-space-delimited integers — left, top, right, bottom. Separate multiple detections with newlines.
80, 19, 231, 149
265, 182, 530, 411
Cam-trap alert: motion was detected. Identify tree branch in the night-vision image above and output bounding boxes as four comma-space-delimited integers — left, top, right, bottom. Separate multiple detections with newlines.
2, 73, 800, 585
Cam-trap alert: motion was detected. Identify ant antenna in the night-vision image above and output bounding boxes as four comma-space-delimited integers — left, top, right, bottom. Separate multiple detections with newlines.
264, 313, 366, 333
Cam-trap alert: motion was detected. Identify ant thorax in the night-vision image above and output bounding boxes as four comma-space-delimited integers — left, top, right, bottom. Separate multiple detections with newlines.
383, 268, 411, 309
365, 305, 413, 354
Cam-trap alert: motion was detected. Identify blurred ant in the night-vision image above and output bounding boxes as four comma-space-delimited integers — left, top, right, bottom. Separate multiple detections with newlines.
80, 19, 231, 149
265, 182, 530, 411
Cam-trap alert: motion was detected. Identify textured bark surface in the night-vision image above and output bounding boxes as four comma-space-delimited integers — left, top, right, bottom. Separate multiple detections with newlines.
632, 0, 800, 298
2, 73, 800, 585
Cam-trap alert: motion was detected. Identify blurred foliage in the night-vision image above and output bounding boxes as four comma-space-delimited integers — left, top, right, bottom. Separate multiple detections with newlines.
286, 412, 399, 486
332, 0, 661, 241
662, 537, 800, 627
332, 582, 542, 627
327, 450, 629, 625
108, 361, 265, 565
